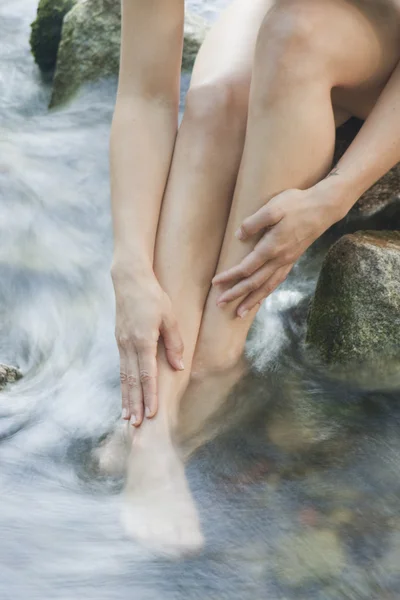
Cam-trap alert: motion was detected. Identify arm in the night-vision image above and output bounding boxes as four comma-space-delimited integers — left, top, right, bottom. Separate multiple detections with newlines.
110, 0, 185, 426
110, 0, 184, 269
327, 60, 400, 211
213, 61, 400, 314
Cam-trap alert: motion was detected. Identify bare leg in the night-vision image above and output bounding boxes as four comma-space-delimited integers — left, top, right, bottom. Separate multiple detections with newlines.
121, 0, 400, 552
179, 0, 400, 445
122, 0, 271, 553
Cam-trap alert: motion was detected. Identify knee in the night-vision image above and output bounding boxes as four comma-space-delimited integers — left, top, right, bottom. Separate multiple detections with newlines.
184, 78, 247, 135
254, 2, 332, 104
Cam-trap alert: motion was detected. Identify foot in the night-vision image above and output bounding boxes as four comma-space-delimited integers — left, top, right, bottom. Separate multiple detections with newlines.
122, 432, 204, 556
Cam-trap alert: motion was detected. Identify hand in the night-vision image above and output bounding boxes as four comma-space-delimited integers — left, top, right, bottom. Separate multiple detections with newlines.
112, 265, 184, 427
212, 184, 343, 316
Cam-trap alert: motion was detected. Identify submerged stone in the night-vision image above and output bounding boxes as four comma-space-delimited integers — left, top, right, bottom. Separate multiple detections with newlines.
274, 530, 345, 587
307, 231, 400, 377
30, 0, 77, 72
50, 0, 208, 108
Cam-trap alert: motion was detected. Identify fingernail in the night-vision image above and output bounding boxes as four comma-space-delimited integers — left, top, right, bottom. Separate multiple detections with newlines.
239, 309, 249, 319
235, 228, 245, 241
130, 414, 137, 427
179, 359, 185, 370
145, 406, 152, 418
122, 408, 128, 420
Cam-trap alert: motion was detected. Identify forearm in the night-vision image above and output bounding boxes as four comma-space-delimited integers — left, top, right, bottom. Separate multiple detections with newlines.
327, 61, 400, 214
110, 96, 178, 271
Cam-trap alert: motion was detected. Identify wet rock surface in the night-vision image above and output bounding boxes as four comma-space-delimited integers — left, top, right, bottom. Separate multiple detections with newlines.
48, 0, 208, 107
50, 0, 121, 107
30, 0, 77, 72
307, 230, 400, 374
0, 364, 22, 390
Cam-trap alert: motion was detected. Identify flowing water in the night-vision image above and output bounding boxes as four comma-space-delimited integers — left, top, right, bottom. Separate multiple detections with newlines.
1, 1, 400, 599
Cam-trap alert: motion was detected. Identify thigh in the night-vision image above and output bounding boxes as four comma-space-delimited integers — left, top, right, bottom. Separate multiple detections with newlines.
295, 0, 400, 118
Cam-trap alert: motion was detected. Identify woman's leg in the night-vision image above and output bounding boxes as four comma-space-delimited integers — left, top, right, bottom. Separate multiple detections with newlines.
179, 0, 400, 441
123, 0, 400, 552
123, 0, 272, 552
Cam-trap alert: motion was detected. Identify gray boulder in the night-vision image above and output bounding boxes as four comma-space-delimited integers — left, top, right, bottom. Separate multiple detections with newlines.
307, 231, 400, 376
50, 0, 208, 108
30, 0, 77, 72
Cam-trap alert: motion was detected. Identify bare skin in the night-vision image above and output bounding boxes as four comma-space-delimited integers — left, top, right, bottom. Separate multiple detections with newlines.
109, 0, 400, 553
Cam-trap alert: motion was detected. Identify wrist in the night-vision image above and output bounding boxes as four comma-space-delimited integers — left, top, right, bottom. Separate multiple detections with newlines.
111, 253, 154, 285
312, 170, 362, 222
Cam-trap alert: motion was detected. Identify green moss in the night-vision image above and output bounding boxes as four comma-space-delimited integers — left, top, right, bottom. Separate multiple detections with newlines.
49, 0, 121, 108
30, 0, 76, 72
49, 0, 208, 108
307, 231, 400, 373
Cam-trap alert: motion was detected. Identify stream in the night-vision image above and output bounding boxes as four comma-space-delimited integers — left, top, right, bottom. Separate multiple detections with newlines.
1, 1, 400, 599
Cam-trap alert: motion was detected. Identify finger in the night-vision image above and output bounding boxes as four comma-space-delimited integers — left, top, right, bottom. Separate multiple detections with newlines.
119, 351, 130, 421
137, 346, 158, 419
127, 350, 143, 427
217, 260, 278, 305
160, 315, 185, 371
237, 264, 292, 317
235, 205, 283, 241
213, 239, 274, 288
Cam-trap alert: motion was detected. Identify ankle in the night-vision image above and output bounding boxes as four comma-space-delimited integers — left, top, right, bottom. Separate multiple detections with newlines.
190, 353, 246, 383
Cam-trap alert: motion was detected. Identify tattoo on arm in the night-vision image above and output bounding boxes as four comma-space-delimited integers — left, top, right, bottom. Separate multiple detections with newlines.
327, 167, 340, 178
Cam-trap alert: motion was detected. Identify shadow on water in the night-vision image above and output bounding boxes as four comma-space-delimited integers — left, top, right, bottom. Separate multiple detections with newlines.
1, 1, 400, 599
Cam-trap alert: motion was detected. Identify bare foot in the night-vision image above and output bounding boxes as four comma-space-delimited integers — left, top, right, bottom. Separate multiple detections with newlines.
122, 432, 204, 556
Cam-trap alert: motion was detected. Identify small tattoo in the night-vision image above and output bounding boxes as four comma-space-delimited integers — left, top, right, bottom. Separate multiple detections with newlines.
327, 167, 340, 178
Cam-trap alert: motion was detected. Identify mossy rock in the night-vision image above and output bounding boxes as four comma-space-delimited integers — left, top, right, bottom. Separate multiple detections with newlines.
30, 0, 77, 72
182, 12, 208, 71
50, 0, 208, 108
307, 231, 400, 376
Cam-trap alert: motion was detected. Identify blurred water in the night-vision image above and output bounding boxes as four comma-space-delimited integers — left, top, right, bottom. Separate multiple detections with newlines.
1, 1, 400, 599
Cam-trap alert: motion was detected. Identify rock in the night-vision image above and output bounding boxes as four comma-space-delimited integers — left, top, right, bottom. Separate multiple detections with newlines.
329, 508, 354, 526
50, 0, 121, 108
181, 12, 208, 71
267, 410, 318, 453
304, 475, 360, 506
274, 530, 345, 587
334, 119, 400, 223
30, 0, 77, 72
307, 231, 400, 375
50, 0, 208, 108
0, 364, 23, 390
